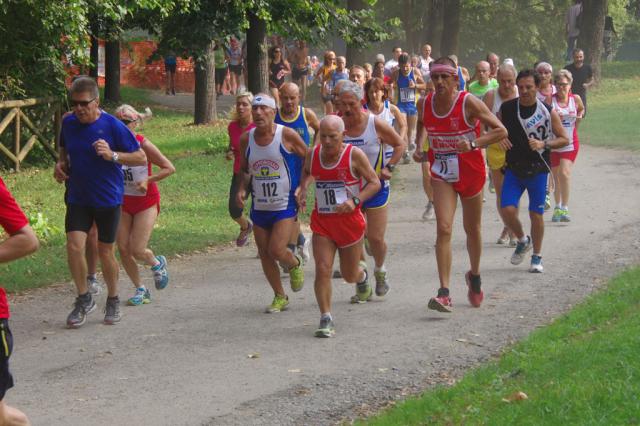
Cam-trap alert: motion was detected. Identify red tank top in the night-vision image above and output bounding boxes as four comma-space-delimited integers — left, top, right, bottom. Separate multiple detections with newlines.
424, 91, 483, 182
310, 144, 361, 215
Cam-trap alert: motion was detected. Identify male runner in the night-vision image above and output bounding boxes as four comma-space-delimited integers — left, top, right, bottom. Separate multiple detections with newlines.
276, 82, 320, 263
296, 115, 381, 337
391, 53, 426, 163
349, 65, 367, 90
337, 81, 404, 302
500, 69, 568, 273
418, 44, 434, 80
288, 40, 310, 104
0, 178, 38, 426
487, 52, 500, 79
468, 61, 498, 100
384, 46, 402, 78
55, 76, 147, 327
237, 94, 308, 313
417, 57, 507, 312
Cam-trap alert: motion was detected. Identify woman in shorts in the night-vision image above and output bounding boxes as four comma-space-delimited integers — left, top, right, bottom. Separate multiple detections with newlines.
114, 105, 175, 306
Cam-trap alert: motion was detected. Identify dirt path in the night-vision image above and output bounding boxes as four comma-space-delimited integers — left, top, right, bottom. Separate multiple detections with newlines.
7, 145, 640, 425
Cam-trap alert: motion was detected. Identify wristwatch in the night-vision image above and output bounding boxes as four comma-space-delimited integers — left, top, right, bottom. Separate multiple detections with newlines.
111, 152, 119, 163
470, 141, 477, 150
352, 196, 361, 207
543, 140, 549, 150
386, 163, 396, 173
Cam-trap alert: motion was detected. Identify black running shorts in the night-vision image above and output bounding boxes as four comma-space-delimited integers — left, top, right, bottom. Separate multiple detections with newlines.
65, 204, 121, 243
0, 320, 14, 401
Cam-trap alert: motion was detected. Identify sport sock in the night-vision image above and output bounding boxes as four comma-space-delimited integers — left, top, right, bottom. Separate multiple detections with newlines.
519, 236, 529, 244
374, 264, 386, 273
297, 233, 306, 247
437, 287, 450, 297
287, 244, 296, 253
321, 312, 332, 321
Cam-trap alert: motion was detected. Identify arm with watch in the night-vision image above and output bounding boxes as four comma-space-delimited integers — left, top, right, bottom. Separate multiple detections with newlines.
527, 108, 569, 152
457, 94, 508, 153
93, 138, 147, 166
373, 116, 404, 180
334, 147, 381, 214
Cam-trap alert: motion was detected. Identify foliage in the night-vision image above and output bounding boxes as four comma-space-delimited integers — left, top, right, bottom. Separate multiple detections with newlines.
27, 211, 61, 243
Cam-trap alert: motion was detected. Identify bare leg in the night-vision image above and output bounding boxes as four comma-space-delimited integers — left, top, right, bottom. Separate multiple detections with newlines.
85, 224, 98, 277
0, 400, 30, 426
502, 206, 526, 239
530, 211, 545, 254
364, 207, 388, 269
432, 180, 458, 289
313, 233, 337, 314
558, 158, 574, 207
67, 231, 89, 295
421, 161, 434, 201
254, 218, 298, 296
461, 192, 483, 275
116, 213, 139, 287
491, 169, 514, 238
98, 242, 119, 298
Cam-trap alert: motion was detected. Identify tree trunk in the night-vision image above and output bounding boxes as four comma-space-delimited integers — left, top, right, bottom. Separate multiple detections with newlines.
440, 0, 461, 57
89, 18, 100, 79
577, 0, 607, 81
104, 39, 120, 103
246, 10, 269, 94
193, 40, 217, 125
346, 0, 367, 66
426, 0, 444, 58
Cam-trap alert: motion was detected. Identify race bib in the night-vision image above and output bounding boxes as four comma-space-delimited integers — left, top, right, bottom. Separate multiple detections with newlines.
432, 152, 460, 182
315, 181, 348, 214
399, 87, 416, 103
252, 179, 287, 211
122, 165, 149, 196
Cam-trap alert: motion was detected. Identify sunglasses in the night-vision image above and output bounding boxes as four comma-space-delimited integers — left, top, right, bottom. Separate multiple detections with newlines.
70, 97, 97, 108
556, 82, 570, 87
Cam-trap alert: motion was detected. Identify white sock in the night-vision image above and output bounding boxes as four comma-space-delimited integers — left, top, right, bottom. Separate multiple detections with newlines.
374, 264, 386, 273
321, 312, 332, 320
519, 236, 529, 243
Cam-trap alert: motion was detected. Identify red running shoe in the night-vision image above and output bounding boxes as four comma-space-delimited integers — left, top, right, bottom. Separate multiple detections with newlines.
466, 271, 483, 307
428, 295, 452, 313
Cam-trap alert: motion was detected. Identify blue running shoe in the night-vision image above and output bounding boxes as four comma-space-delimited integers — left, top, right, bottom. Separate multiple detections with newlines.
511, 236, 532, 265
152, 255, 169, 290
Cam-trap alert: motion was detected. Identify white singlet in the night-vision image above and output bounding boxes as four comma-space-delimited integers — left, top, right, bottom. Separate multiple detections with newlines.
370, 100, 395, 167
518, 99, 553, 153
551, 94, 578, 152
122, 164, 149, 196
343, 113, 388, 188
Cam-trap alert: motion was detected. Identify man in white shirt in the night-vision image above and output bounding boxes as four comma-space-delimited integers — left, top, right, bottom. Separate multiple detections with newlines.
384, 46, 402, 78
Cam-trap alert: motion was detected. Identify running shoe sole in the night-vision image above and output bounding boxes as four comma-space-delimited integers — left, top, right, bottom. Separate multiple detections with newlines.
66, 302, 97, 329
314, 328, 335, 338
427, 297, 452, 313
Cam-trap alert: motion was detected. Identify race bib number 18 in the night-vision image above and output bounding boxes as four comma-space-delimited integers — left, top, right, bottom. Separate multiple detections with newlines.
316, 181, 348, 214
432, 152, 460, 183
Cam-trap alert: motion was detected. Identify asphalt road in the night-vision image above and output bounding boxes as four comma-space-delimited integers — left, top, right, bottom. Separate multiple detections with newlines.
7, 145, 640, 425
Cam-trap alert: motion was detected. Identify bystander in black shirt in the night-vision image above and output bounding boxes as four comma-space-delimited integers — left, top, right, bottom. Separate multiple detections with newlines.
563, 62, 593, 108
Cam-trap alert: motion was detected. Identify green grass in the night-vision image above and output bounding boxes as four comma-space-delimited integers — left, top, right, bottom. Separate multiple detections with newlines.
363, 267, 640, 425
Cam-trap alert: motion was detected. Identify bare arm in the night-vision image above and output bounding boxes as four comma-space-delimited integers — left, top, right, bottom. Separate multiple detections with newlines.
0, 225, 39, 263
236, 133, 251, 209
54, 146, 69, 182
294, 150, 314, 212
374, 116, 405, 179
413, 68, 426, 90
389, 103, 407, 141
574, 94, 585, 128
282, 126, 309, 158
305, 108, 320, 146
135, 139, 175, 194
415, 97, 428, 156
458, 95, 508, 152
334, 147, 381, 214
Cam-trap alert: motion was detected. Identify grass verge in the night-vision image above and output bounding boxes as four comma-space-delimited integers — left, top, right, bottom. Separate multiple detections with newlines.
363, 266, 640, 425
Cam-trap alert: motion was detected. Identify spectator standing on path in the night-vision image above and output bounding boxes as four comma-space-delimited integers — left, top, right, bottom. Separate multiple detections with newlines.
164, 52, 177, 95
227, 37, 244, 95
289, 41, 311, 104
214, 41, 229, 99
54, 76, 147, 328
565, 0, 583, 61
0, 178, 39, 426
227, 93, 256, 247
564, 49, 594, 114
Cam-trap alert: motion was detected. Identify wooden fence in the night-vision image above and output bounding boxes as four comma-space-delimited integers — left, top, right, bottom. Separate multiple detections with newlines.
0, 98, 60, 171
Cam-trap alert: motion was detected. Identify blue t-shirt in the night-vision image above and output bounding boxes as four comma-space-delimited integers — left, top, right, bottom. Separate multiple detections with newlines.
61, 112, 140, 208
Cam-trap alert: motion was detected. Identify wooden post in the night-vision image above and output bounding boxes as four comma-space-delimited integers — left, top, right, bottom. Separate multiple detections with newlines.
14, 109, 20, 171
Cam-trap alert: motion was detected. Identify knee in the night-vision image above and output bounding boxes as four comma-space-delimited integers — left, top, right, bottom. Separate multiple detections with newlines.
66, 239, 84, 255
342, 267, 362, 283
118, 242, 132, 259
97, 243, 115, 259
314, 258, 333, 279
436, 222, 453, 240
502, 205, 517, 217
132, 246, 148, 260
267, 244, 288, 261
560, 167, 572, 179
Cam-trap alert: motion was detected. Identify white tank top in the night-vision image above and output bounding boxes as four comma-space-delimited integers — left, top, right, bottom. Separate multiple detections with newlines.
247, 125, 292, 211
370, 100, 395, 167
490, 87, 519, 116
551, 94, 577, 152
343, 113, 388, 188
518, 99, 553, 154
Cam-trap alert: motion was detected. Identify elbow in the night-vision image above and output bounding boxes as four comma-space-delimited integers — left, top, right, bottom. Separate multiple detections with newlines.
166, 163, 176, 176
136, 150, 148, 166
497, 127, 508, 140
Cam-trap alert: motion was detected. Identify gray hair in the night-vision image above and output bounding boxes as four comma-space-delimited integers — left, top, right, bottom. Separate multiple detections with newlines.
319, 114, 345, 133
337, 80, 363, 100
497, 63, 517, 78
70, 76, 99, 99
555, 69, 573, 85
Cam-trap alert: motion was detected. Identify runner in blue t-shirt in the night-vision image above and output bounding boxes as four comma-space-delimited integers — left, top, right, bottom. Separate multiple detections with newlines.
54, 76, 146, 329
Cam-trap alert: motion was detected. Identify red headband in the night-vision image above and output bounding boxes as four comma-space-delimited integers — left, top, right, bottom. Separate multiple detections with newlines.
430, 64, 457, 75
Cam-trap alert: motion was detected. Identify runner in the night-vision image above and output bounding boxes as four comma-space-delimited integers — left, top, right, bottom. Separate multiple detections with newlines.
114, 105, 174, 306
500, 69, 569, 273
448, 55, 470, 91
214, 41, 229, 98
55, 76, 147, 327
329, 56, 349, 100
296, 115, 381, 337
551, 69, 584, 223
289, 40, 310, 104
0, 177, 38, 426
487, 52, 500, 79
391, 53, 426, 163
563, 49, 594, 113
483, 63, 519, 245
418, 57, 508, 312
276, 82, 320, 263
227, 37, 244, 95
236, 94, 308, 313
468, 61, 498, 100
268, 46, 290, 107
535, 62, 556, 104
418, 44, 434, 81
227, 93, 256, 246
363, 63, 373, 81
315, 51, 336, 115
384, 47, 402, 78
337, 81, 405, 302
349, 65, 367, 90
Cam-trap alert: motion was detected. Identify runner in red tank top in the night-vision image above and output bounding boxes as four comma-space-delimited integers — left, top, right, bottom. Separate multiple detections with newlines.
416, 57, 507, 312
296, 115, 381, 338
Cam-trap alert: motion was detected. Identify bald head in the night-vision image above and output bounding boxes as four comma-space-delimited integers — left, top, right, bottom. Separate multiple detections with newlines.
280, 82, 300, 97
318, 115, 345, 149
476, 60, 490, 84
279, 82, 300, 115
320, 114, 345, 134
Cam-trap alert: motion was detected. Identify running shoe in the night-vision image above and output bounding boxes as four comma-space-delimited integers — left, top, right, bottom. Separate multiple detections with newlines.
350, 263, 371, 303
87, 276, 102, 295
422, 201, 435, 221
496, 228, 510, 245
364, 236, 372, 256
427, 294, 452, 313
544, 193, 551, 211
552, 207, 563, 223
511, 236, 532, 265
465, 271, 483, 308
560, 208, 571, 223
314, 316, 335, 338
408, 142, 417, 151
289, 255, 305, 292
529, 255, 544, 273
67, 295, 96, 328
103, 297, 121, 325
236, 222, 253, 247
152, 255, 169, 290
297, 238, 310, 264
402, 151, 411, 164
509, 236, 517, 247
374, 269, 389, 297
266, 294, 289, 313
127, 287, 151, 306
